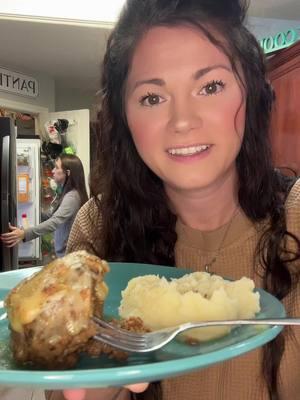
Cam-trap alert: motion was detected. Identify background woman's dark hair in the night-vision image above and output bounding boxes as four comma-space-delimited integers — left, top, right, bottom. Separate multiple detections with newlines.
90, 0, 300, 398
58, 154, 88, 207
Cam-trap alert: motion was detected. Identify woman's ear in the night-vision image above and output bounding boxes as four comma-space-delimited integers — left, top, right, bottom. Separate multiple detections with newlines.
66, 169, 70, 176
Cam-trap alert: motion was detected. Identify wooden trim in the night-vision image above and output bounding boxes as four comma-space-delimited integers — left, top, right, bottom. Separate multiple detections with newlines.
267, 41, 300, 73
0, 98, 49, 114
0, 13, 114, 29
269, 61, 300, 81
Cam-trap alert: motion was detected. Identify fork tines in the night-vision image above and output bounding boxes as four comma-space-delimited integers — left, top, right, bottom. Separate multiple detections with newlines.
92, 316, 151, 353
92, 316, 145, 338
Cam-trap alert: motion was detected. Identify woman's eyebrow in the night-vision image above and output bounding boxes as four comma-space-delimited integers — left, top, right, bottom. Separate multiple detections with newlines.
133, 78, 165, 91
193, 64, 231, 80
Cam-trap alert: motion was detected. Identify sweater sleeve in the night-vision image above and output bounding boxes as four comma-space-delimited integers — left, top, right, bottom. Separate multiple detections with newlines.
24, 191, 81, 242
278, 178, 300, 399
66, 197, 102, 256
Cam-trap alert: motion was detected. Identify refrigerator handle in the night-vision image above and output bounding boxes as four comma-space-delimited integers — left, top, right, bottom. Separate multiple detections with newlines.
1, 135, 12, 270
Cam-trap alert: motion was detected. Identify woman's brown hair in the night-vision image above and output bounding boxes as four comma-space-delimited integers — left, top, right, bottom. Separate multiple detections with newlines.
91, 1, 300, 398
58, 154, 88, 207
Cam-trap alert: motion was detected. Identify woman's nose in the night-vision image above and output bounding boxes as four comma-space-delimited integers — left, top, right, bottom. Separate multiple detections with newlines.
168, 97, 201, 134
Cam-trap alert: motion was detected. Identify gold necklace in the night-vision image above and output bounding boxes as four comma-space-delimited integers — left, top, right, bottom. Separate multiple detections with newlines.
204, 208, 239, 274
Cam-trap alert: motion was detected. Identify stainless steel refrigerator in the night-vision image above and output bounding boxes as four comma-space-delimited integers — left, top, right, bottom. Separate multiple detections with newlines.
0, 117, 18, 271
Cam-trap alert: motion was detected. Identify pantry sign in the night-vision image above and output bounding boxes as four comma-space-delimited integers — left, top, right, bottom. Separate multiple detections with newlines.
0, 67, 39, 98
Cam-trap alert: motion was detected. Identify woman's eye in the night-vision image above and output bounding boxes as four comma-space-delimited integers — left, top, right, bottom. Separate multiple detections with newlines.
139, 92, 164, 106
200, 80, 225, 96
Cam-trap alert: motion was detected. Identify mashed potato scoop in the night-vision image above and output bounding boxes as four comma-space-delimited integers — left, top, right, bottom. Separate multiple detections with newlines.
119, 272, 261, 341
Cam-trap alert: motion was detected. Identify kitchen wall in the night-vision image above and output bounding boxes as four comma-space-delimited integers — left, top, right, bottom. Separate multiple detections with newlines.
0, 62, 97, 116
55, 85, 97, 115
248, 16, 300, 40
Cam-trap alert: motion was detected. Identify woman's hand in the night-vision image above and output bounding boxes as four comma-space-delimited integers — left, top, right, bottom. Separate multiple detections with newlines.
63, 383, 149, 400
0, 223, 25, 247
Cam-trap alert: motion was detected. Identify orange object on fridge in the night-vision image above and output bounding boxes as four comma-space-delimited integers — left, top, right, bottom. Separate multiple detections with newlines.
17, 173, 30, 203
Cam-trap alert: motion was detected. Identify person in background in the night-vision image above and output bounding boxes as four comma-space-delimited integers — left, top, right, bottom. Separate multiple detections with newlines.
1, 154, 88, 258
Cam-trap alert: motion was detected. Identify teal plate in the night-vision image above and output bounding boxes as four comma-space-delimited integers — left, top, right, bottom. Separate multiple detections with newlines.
0, 263, 285, 389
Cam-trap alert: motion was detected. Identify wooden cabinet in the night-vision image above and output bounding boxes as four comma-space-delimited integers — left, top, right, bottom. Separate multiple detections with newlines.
268, 41, 300, 175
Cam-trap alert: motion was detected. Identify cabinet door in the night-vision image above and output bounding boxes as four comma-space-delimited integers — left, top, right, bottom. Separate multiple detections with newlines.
268, 42, 300, 175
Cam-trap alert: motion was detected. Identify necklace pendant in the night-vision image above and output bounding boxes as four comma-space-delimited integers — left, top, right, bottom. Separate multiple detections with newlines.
204, 257, 216, 273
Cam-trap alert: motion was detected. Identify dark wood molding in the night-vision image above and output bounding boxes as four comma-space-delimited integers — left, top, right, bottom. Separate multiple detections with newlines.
267, 41, 300, 70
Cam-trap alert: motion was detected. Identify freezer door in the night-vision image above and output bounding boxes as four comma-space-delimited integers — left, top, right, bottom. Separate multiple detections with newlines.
0, 117, 18, 271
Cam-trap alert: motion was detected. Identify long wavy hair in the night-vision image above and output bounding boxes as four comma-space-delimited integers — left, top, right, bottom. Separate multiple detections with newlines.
90, 0, 300, 398
57, 154, 88, 208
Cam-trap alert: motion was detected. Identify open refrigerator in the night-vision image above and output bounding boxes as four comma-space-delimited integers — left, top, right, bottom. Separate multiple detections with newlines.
16, 138, 41, 264
0, 109, 90, 270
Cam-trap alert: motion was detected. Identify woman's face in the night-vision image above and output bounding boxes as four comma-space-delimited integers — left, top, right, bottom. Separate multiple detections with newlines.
125, 25, 246, 195
52, 158, 66, 185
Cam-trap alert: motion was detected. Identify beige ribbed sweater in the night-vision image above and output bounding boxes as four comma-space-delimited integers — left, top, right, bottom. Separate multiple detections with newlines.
64, 179, 300, 400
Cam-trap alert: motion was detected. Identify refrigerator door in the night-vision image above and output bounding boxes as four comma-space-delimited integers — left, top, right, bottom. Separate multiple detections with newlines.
17, 138, 41, 262
0, 117, 18, 271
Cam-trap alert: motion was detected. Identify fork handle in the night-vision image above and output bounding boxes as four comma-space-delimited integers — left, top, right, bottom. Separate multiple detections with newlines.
180, 318, 300, 332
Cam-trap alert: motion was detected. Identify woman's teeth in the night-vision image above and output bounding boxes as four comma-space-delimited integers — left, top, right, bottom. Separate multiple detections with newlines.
167, 145, 210, 156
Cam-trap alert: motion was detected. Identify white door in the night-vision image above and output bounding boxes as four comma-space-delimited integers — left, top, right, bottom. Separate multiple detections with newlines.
38, 109, 90, 193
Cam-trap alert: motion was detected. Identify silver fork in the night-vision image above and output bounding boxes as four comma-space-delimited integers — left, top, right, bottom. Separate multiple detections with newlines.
93, 316, 300, 353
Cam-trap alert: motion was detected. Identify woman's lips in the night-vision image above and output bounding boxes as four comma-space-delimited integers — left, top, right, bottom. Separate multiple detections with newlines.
166, 144, 212, 162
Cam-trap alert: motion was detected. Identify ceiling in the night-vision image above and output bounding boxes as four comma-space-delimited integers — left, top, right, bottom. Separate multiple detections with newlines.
0, 19, 110, 92
0, 0, 299, 94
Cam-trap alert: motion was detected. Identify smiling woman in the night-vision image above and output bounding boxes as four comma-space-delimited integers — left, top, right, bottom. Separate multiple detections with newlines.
125, 26, 245, 203
61, 0, 300, 399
